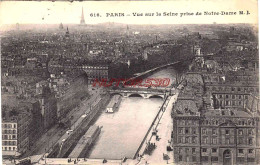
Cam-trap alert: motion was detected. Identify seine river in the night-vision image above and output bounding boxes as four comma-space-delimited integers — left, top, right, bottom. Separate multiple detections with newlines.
88, 67, 177, 159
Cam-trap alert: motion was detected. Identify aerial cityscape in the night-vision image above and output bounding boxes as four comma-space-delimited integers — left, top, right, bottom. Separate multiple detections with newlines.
1, 6, 259, 165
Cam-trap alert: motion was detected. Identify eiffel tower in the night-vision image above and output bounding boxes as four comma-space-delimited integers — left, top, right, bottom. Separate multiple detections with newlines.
80, 7, 86, 25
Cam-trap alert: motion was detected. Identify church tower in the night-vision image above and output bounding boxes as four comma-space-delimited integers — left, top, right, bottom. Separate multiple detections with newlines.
80, 7, 86, 25
65, 27, 70, 38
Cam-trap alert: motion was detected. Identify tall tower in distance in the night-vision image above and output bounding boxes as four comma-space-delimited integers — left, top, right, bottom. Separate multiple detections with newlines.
80, 7, 86, 25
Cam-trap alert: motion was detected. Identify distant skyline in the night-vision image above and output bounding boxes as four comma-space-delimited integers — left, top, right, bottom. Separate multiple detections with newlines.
0, 0, 258, 25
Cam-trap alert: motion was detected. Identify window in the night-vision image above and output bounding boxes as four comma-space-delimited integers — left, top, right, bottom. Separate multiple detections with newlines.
238, 137, 243, 144
203, 137, 208, 144
178, 128, 183, 134
179, 155, 183, 161
211, 157, 218, 162
192, 156, 197, 162
249, 138, 253, 145
225, 101, 229, 106
192, 128, 196, 134
226, 138, 230, 144
239, 130, 243, 135
192, 137, 196, 143
226, 95, 229, 99
212, 148, 217, 153
185, 137, 189, 143
248, 129, 253, 135
178, 137, 182, 143
185, 128, 189, 134
202, 129, 207, 134
212, 138, 217, 144
226, 130, 229, 135
237, 157, 245, 163
220, 101, 223, 107
239, 95, 242, 99
232, 95, 235, 99
202, 148, 207, 152
238, 149, 244, 154
248, 149, 253, 154
238, 87, 241, 91
222, 111, 225, 115
192, 148, 196, 154
219, 95, 222, 99
201, 156, 208, 162
185, 148, 189, 153
248, 158, 255, 162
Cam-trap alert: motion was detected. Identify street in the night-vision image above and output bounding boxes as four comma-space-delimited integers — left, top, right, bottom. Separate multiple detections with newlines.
20, 87, 103, 158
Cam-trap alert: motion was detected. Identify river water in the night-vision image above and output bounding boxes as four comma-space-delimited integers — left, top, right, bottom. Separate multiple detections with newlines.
87, 67, 177, 159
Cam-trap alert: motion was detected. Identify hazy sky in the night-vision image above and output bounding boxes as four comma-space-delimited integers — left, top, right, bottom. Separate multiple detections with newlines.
0, 0, 258, 25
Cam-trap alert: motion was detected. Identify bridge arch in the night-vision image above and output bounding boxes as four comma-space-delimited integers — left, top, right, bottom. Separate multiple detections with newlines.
128, 93, 143, 98
149, 95, 164, 99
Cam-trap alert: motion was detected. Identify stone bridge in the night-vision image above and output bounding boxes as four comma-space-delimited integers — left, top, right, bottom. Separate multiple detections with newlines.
108, 87, 170, 99
125, 61, 181, 84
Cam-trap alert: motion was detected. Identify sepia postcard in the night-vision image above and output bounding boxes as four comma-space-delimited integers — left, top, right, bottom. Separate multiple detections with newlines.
0, 0, 259, 164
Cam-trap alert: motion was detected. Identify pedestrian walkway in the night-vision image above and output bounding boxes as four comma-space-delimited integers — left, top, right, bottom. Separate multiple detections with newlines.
136, 91, 179, 165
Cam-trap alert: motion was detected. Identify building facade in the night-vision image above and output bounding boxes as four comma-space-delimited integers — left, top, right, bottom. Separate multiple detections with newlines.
206, 83, 259, 109
2, 107, 31, 157
37, 86, 58, 130
173, 107, 259, 165
82, 65, 109, 83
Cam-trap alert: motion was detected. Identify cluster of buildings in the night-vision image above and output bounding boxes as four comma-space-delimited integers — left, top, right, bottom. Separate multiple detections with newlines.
2, 84, 57, 157
1, 73, 90, 158
1, 17, 258, 164
172, 27, 259, 164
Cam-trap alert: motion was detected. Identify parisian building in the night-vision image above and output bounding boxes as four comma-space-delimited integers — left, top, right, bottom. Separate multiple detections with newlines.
172, 79, 260, 165
81, 65, 109, 83
2, 107, 31, 157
